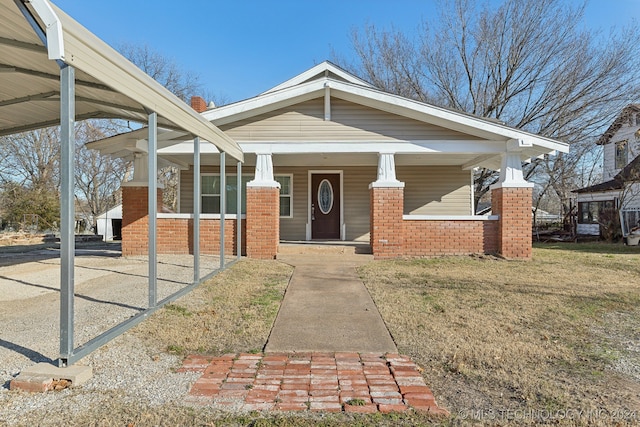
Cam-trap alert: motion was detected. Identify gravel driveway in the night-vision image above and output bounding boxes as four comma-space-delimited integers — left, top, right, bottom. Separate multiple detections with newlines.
0, 244, 228, 425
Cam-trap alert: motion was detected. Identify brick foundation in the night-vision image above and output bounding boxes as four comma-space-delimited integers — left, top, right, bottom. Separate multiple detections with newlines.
491, 186, 533, 260
246, 186, 280, 259
403, 220, 499, 256
370, 186, 404, 259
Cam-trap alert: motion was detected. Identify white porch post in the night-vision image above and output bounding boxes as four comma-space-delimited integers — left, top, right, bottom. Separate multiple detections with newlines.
490, 139, 534, 189
248, 153, 280, 188
132, 153, 149, 183
369, 152, 405, 188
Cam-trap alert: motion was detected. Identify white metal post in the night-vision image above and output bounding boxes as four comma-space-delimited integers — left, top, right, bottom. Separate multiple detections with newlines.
148, 112, 158, 307
59, 64, 75, 366
193, 137, 200, 282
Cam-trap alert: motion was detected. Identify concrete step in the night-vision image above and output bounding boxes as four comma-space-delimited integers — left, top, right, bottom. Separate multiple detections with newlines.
277, 241, 372, 256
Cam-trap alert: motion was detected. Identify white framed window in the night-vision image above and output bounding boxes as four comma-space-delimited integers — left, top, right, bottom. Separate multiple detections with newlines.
201, 174, 251, 214
276, 174, 293, 218
615, 140, 628, 169
201, 173, 293, 217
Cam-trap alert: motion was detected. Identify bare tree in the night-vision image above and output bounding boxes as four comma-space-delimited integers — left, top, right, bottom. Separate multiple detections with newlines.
119, 43, 209, 210
0, 127, 61, 190
118, 43, 203, 103
339, 0, 640, 212
75, 120, 131, 230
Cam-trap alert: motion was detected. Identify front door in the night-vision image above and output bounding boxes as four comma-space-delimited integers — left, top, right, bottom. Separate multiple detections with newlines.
311, 173, 341, 239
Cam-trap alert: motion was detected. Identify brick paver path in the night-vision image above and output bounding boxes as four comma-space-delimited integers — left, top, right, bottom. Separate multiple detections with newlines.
179, 352, 448, 415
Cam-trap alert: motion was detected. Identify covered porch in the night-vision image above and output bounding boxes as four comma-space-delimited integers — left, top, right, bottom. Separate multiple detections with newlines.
90, 133, 542, 260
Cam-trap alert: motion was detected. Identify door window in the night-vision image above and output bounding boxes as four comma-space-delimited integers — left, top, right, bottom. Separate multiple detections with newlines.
318, 179, 334, 214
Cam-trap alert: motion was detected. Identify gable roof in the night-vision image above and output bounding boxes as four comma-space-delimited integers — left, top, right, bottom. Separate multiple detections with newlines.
0, 0, 242, 161
596, 104, 640, 146
202, 62, 568, 168
261, 60, 374, 94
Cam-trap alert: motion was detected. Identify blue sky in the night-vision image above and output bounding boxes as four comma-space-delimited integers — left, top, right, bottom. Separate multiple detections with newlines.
53, 0, 639, 104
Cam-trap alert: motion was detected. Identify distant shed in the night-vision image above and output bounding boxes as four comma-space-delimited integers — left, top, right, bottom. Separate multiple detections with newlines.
96, 205, 122, 241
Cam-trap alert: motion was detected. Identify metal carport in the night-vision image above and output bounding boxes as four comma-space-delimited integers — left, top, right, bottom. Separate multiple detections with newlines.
1, 0, 244, 366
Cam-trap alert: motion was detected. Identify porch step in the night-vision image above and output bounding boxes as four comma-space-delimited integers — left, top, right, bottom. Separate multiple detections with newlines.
277, 241, 372, 256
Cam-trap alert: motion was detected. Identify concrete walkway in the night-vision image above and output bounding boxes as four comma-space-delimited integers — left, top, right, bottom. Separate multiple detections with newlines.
180, 248, 449, 416
265, 253, 397, 353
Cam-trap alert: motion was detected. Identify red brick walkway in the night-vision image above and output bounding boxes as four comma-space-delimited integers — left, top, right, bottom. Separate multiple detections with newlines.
178, 352, 448, 415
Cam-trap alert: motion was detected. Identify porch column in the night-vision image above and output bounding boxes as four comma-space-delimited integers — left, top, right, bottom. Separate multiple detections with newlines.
369, 153, 405, 259
121, 152, 163, 257
246, 153, 280, 259
490, 139, 534, 260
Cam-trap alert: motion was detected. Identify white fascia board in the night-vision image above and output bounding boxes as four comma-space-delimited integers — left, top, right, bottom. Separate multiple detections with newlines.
157, 140, 508, 156
326, 81, 569, 154
575, 191, 621, 203
261, 61, 373, 95
240, 141, 506, 155
159, 140, 220, 154
202, 81, 326, 125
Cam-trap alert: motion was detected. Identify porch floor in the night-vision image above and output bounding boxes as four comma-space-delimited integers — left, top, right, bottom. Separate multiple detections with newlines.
278, 240, 372, 255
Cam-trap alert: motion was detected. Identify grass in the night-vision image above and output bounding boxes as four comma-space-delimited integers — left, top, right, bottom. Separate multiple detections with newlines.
359, 242, 640, 426
133, 259, 294, 356
11, 243, 640, 426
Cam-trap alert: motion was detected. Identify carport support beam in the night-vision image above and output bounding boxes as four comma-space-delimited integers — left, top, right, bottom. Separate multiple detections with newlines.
59, 64, 75, 367
237, 161, 242, 260
220, 152, 226, 269
148, 112, 158, 308
193, 137, 201, 282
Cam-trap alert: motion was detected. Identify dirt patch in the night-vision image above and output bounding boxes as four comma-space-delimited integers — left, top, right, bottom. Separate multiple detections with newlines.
358, 243, 640, 426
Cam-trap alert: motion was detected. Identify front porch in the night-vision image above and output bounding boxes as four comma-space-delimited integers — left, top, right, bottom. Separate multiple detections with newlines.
118, 149, 533, 260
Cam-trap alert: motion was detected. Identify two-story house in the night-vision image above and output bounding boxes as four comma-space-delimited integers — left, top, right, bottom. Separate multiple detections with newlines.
573, 105, 640, 238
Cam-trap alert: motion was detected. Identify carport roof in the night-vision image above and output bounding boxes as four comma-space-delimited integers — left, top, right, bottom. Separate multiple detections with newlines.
0, 0, 243, 161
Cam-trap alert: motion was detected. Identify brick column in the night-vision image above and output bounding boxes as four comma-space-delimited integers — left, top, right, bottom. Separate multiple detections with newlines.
370, 186, 404, 259
492, 186, 533, 260
246, 187, 280, 259
121, 185, 163, 256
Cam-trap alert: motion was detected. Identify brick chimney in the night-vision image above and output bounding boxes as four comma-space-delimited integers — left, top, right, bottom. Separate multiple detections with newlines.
190, 96, 207, 113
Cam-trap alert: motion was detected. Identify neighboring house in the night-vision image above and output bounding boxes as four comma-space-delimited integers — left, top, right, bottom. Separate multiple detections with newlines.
573, 105, 640, 236
88, 61, 568, 259
96, 205, 122, 241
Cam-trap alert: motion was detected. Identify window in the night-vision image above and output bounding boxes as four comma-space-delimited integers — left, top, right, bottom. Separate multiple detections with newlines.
578, 200, 615, 224
615, 140, 628, 169
201, 174, 250, 214
201, 174, 292, 217
275, 175, 293, 217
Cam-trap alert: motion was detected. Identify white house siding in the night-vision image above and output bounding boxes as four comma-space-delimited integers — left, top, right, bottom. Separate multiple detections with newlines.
218, 98, 478, 142
603, 123, 640, 180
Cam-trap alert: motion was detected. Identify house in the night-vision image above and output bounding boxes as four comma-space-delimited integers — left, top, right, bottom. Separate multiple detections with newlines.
88, 61, 568, 260
573, 105, 640, 237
